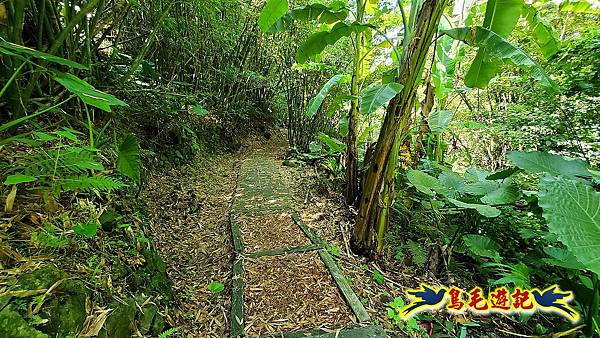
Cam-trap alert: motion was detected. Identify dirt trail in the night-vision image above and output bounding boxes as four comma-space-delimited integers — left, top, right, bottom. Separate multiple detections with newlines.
142, 131, 386, 337
142, 143, 243, 337
229, 138, 355, 337
141, 131, 299, 337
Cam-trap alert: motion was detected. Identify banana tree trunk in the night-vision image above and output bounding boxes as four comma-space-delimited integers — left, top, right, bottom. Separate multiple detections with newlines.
351, 0, 447, 256
375, 131, 401, 255
345, 0, 365, 205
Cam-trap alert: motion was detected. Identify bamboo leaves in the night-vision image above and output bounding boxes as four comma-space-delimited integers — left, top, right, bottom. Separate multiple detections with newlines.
52, 72, 127, 112
0, 39, 88, 70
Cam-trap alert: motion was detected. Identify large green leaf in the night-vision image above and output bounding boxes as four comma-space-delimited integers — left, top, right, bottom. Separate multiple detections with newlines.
307, 74, 350, 117
539, 176, 600, 275
326, 94, 356, 117
463, 53, 499, 89
358, 83, 402, 115
339, 114, 349, 136
4, 174, 37, 185
191, 104, 209, 117
258, 0, 289, 32
559, 0, 600, 14
448, 198, 501, 217
480, 184, 521, 205
295, 22, 372, 63
438, 171, 465, 197
486, 166, 521, 180
73, 221, 100, 238
464, 0, 523, 88
542, 247, 585, 270
463, 234, 502, 262
117, 134, 141, 183
296, 31, 329, 64
522, 5, 560, 58
428, 110, 453, 134
52, 72, 127, 112
443, 27, 558, 92
317, 133, 346, 154
482, 0, 524, 37
0, 40, 88, 70
432, 35, 464, 100
406, 170, 449, 197
488, 263, 531, 287
268, 3, 348, 32
506, 151, 591, 178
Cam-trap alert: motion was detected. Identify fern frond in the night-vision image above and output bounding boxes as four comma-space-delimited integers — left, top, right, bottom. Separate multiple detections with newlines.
407, 240, 428, 268
22, 146, 103, 176
158, 327, 177, 338
61, 175, 124, 193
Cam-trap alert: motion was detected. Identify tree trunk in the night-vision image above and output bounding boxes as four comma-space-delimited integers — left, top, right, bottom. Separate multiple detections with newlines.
375, 131, 401, 255
344, 0, 365, 206
351, 0, 447, 256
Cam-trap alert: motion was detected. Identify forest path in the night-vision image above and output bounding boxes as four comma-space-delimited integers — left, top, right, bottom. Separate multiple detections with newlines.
229, 134, 383, 337
144, 131, 383, 337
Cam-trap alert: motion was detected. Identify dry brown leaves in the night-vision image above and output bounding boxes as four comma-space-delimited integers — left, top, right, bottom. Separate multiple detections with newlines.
236, 213, 310, 253
142, 152, 240, 337
243, 252, 353, 337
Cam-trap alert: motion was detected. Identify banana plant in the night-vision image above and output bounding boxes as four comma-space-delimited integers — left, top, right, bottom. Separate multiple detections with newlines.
259, 0, 403, 205
440, 0, 560, 91
354, 0, 566, 256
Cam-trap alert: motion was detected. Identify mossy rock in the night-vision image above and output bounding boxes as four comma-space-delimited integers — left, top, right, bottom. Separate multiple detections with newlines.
14, 265, 87, 338
139, 303, 157, 334
42, 279, 87, 337
98, 297, 136, 338
138, 302, 165, 336
16, 264, 65, 290
135, 293, 167, 336
111, 255, 132, 281
0, 306, 48, 338
132, 249, 172, 301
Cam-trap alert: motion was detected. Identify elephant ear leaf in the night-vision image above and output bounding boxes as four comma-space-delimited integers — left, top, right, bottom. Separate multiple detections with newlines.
442, 27, 559, 92
538, 176, 600, 275
117, 134, 141, 183
428, 110, 454, 134
506, 151, 591, 178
